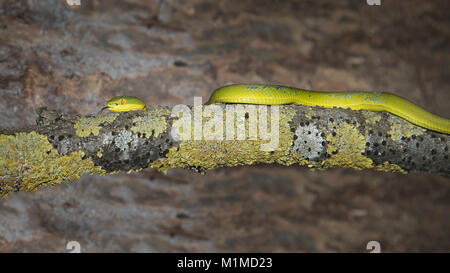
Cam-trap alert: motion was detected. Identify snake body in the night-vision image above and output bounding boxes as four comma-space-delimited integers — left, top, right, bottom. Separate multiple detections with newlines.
206, 84, 450, 134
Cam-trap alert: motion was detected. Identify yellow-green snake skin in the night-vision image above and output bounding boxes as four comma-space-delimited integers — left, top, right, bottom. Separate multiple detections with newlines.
206, 84, 450, 134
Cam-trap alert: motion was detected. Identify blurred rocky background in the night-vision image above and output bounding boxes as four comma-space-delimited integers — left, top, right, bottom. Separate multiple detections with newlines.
0, 0, 449, 252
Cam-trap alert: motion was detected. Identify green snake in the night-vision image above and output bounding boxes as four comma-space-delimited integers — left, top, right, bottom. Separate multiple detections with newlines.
206, 84, 449, 134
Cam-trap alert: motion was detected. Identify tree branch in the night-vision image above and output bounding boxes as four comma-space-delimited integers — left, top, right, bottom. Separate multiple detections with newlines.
1, 105, 448, 197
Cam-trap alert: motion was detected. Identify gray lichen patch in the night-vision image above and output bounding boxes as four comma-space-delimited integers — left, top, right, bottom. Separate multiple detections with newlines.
100, 131, 115, 146
92, 122, 175, 173
291, 122, 326, 161
115, 130, 133, 151
57, 138, 73, 155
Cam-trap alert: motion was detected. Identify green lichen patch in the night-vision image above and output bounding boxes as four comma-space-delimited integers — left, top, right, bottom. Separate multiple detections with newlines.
388, 118, 426, 141
374, 161, 407, 174
323, 122, 373, 170
97, 148, 103, 158
74, 114, 118, 137
0, 131, 106, 197
131, 107, 170, 138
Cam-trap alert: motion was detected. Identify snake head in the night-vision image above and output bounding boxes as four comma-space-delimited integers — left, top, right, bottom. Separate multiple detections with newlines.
101, 96, 146, 112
